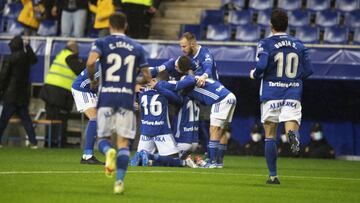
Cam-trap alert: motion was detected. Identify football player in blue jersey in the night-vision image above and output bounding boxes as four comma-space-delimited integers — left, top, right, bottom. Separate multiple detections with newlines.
249, 9, 313, 184
71, 62, 103, 165
162, 56, 237, 168
86, 12, 151, 194
133, 78, 197, 168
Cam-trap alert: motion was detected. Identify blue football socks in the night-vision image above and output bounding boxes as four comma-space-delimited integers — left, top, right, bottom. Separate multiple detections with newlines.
265, 138, 277, 176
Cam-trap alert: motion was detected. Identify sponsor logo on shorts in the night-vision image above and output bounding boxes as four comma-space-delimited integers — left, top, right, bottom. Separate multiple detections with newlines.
141, 136, 165, 142
270, 101, 297, 110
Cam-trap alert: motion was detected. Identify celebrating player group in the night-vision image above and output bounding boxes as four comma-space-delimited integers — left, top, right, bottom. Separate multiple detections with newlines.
73, 8, 313, 194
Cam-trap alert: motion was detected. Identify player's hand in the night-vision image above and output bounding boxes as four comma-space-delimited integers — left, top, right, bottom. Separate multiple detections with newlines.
250, 69, 256, 79
135, 84, 143, 93
90, 80, 98, 90
196, 75, 206, 87
148, 6, 157, 14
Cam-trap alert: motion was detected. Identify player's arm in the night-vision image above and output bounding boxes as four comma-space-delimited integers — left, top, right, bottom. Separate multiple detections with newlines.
301, 47, 313, 79
196, 55, 213, 87
250, 41, 269, 79
87, 51, 100, 89
155, 81, 183, 105
175, 75, 196, 91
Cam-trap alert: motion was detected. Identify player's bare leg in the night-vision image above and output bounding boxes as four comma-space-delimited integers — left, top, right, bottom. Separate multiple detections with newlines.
285, 121, 300, 154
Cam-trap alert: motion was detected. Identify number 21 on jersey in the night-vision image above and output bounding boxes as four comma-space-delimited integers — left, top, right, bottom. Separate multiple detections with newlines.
106, 53, 135, 82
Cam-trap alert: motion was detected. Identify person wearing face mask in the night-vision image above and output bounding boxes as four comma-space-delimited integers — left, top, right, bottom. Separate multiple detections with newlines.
244, 124, 264, 156
302, 123, 335, 159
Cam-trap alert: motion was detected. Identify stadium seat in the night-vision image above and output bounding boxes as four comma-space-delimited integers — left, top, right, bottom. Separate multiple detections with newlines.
249, 0, 273, 10
235, 24, 261, 42
256, 9, 272, 26
37, 20, 58, 36
295, 26, 320, 43
228, 10, 252, 26
323, 27, 349, 44
336, 0, 359, 12
277, 0, 302, 11
288, 10, 311, 27
200, 10, 224, 27
221, 0, 245, 10
180, 24, 202, 40
345, 10, 360, 28
3, 2, 22, 19
353, 28, 360, 44
5, 19, 24, 35
206, 24, 231, 41
306, 0, 331, 11
316, 10, 340, 27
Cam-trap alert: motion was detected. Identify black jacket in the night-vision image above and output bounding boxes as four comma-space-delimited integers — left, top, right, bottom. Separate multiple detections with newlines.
56, 0, 88, 11
0, 37, 37, 105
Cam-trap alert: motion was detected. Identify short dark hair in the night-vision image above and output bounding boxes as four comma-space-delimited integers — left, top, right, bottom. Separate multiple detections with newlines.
109, 12, 127, 30
178, 56, 192, 73
271, 9, 288, 32
180, 32, 197, 41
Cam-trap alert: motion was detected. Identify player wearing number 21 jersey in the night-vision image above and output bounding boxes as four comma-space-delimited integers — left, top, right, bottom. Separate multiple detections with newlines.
86, 13, 151, 194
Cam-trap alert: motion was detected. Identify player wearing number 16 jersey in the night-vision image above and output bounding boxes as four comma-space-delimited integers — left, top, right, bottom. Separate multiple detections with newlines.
249, 9, 313, 184
87, 12, 151, 194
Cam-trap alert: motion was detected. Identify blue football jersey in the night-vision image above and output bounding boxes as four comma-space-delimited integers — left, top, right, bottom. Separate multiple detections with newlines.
166, 75, 232, 106
72, 63, 100, 93
172, 96, 200, 144
139, 87, 172, 137
91, 34, 149, 110
191, 46, 219, 80
253, 34, 313, 102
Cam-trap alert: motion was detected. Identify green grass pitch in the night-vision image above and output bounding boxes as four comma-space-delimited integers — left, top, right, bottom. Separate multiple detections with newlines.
0, 148, 360, 203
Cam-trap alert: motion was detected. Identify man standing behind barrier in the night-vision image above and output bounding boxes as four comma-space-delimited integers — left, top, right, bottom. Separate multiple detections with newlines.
87, 12, 151, 194
0, 36, 38, 148
40, 41, 85, 147
249, 9, 313, 184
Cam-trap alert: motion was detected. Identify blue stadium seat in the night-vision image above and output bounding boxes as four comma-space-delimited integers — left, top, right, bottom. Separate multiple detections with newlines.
295, 26, 320, 43
256, 9, 272, 26
179, 24, 202, 40
37, 20, 58, 36
288, 10, 310, 27
228, 10, 252, 26
221, 0, 245, 9
235, 24, 261, 42
5, 19, 24, 35
316, 10, 340, 27
323, 27, 349, 44
3, 2, 22, 18
277, 0, 302, 11
200, 10, 224, 27
345, 10, 360, 28
306, 0, 331, 11
206, 24, 231, 41
336, 0, 359, 12
353, 28, 360, 44
249, 0, 273, 10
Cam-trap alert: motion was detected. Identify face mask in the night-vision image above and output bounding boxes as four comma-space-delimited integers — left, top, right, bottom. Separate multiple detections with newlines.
313, 132, 323, 141
251, 133, 262, 142
281, 134, 288, 143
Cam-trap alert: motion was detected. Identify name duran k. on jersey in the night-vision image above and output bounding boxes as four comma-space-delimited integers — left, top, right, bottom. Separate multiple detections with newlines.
91, 33, 149, 110
138, 87, 173, 137
254, 34, 313, 102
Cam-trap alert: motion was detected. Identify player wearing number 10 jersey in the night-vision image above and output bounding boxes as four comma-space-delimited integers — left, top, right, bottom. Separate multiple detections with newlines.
87, 12, 151, 194
250, 9, 313, 185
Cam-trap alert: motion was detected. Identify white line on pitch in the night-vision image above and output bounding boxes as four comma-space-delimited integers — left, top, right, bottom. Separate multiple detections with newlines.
0, 170, 359, 181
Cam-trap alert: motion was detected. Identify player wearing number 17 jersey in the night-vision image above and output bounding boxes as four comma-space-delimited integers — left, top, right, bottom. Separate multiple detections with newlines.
250, 9, 313, 184
87, 12, 151, 194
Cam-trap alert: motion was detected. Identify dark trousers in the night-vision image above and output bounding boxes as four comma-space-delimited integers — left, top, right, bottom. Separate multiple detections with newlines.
0, 103, 37, 145
45, 105, 68, 147
122, 3, 148, 39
